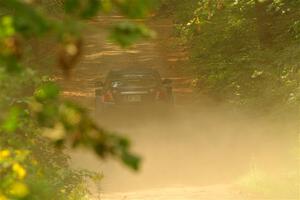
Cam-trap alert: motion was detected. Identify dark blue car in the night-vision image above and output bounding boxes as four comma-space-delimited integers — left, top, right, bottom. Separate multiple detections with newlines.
95, 67, 173, 115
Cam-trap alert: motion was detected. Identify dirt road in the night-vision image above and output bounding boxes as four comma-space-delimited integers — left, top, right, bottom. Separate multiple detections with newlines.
58, 16, 298, 200
98, 185, 240, 200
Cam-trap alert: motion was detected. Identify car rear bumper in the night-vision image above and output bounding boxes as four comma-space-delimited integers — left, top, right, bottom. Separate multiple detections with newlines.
96, 101, 173, 119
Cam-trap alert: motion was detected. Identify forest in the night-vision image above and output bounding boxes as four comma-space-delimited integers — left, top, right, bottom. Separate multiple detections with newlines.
0, 0, 299, 200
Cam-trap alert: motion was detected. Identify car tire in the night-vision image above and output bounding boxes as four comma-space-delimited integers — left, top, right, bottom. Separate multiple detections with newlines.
95, 96, 104, 117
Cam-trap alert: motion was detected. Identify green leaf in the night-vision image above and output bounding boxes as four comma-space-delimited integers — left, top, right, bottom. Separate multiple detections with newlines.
2, 58, 22, 74
94, 143, 108, 158
2, 107, 21, 133
118, 137, 130, 149
116, 0, 156, 18
1, 0, 50, 36
121, 152, 141, 171
80, 0, 101, 19
64, 0, 80, 13
101, 0, 112, 13
0, 16, 15, 38
109, 22, 155, 47
35, 82, 60, 101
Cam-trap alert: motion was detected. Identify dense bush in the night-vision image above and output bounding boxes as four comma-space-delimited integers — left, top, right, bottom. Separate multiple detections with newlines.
162, 0, 300, 114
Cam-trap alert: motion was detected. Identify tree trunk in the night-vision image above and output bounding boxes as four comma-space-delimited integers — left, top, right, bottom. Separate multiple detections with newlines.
255, 0, 274, 48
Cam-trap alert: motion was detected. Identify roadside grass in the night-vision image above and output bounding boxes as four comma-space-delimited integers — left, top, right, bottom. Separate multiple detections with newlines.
236, 166, 299, 199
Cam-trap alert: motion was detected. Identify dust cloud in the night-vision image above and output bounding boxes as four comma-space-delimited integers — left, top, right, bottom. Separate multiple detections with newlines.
64, 17, 298, 199
70, 101, 298, 196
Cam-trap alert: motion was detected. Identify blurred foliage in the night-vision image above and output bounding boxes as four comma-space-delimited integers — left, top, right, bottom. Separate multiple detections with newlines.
161, 0, 300, 115
110, 21, 156, 47
0, 0, 156, 199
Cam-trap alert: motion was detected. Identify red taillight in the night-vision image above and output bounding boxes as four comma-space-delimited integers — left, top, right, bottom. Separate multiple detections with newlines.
102, 91, 114, 102
156, 90, 166, 100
